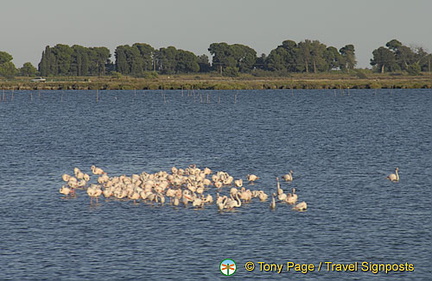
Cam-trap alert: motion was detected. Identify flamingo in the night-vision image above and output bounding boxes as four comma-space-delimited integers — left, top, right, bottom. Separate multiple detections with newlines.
62, 173, 71, 182
87, 184, 102, 204
128, 190, 140, 203
293, 201, 307, 211
74, 168, 85, 180
192, 196, 204, 208
275, 177, 287, 201
91, 165, 105, 175
103, 187, 113, 198
247, 174, 259, 184
286, 188, 298, 205
59, 185, 73, 197
270, 195, 276, 210
204, 194, 213, 204
234, 179, 243, 188
217, 196, 228, 211
225, 193, 242, 209
282, 170, 294, 182
387, 167, 399, 182
258, 191, 268, 202
276, 177, 283, 194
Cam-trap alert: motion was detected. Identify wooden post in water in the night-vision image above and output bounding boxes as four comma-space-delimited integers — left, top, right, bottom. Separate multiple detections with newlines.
96, 89, 99, 102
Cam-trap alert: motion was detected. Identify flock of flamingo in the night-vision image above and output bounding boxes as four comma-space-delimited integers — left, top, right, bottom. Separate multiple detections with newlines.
58, 165, 308, 212
59, 165, 400, 212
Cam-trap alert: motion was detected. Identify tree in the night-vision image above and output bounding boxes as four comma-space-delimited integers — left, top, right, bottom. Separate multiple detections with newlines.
114, 45, 131, 74
266, 40, 298, 73
0, 51, 13, 64
230, 44, 257, 73
280, 40, 298, 72
197, 54, 211, 72
175, 49, 199, 73
89, 47, 111, 75
0, 62, 17, 78
51, 44, 73, 75
370, 46, 398, 73
208, 42, 234, 74
71, 45, 89, 76
266, 47, 288, 72
255, 53, 267, 70
0, 51, 17, 78
20, 62, 38, 76
309, 40, 327, 73
384, 39, 423, 72
370, 39, 430, 74
297, 40, 313, 73
156, 46, 178, 74
208, 42, 257, 74
339, 44, 356, 72
323, 46, 342, 71
133, 43, 155, 72
39, 46, 56, 76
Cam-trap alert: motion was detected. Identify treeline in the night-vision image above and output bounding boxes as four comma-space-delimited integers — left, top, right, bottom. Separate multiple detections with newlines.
370, 39, 431, 74
34, 40, 357, 77
39, 45, 111, 76
114, 44, 210, 76
114, 40, 357, 76
0, 39, 431, 78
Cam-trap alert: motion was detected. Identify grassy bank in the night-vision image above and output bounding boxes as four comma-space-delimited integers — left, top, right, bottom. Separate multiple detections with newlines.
1, 72, 431, 90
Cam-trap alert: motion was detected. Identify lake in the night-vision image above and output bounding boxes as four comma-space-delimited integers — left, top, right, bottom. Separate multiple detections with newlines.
0, 89, 430, 280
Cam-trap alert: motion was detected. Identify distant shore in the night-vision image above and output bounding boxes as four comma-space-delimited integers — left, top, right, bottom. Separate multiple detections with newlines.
1, 73, 431, 90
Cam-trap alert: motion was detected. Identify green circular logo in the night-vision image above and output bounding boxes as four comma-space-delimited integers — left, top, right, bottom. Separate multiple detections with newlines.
220, 259, 237, 276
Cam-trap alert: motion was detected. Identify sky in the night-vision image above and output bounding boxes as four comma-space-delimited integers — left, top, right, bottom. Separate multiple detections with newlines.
1, 0, 431, 69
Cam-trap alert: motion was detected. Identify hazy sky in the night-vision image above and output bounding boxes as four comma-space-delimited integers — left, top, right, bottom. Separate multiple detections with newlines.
2, 0, 431, 69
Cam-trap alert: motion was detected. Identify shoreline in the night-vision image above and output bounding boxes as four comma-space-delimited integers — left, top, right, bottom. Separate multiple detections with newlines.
1, 74, 431, 90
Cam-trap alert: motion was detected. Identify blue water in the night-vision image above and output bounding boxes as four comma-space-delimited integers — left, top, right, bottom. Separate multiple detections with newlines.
0, 89, 430, 280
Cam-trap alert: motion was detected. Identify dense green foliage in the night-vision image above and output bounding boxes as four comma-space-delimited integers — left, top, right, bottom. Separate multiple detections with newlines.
20, 62, 37, 76
38, 44, 111, 76
263, 40, 356, 74
0, 51, 18, 78
1, 38, 430, 78
371, 39, 431, 74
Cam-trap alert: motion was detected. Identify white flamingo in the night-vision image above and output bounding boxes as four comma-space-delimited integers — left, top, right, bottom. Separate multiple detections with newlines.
282, 170, 294, 182
225, 193, 242, 209
247, 174, 259, 184
91, 165, 105, 175
258, 191, 268, 202
59, 185, 73, 197
286, 188, 298, 205
293, 201, 307, 211
87, 184, 102, 204
387, 167, 399, 182
270, 195, 276, 210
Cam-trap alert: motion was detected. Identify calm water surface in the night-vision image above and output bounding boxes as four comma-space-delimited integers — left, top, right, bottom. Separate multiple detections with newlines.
0, 89, 431, 280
